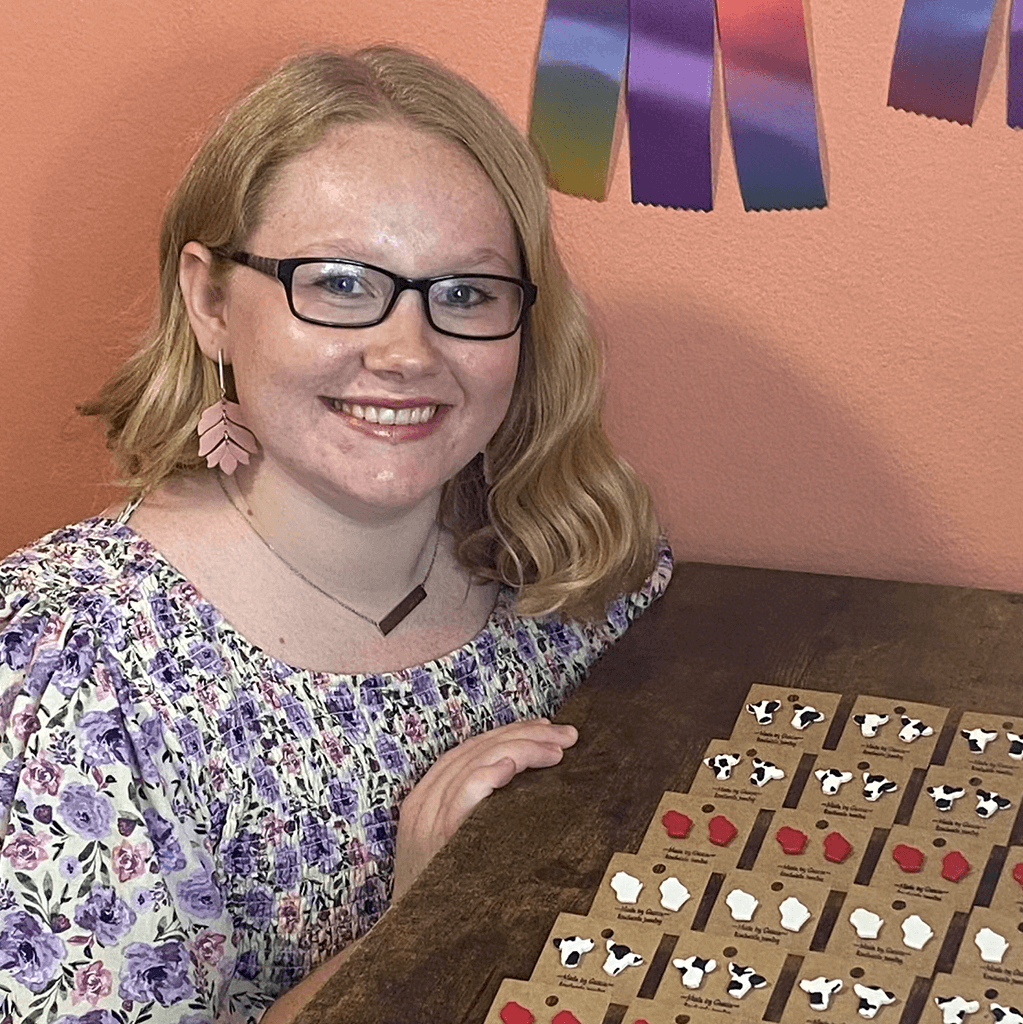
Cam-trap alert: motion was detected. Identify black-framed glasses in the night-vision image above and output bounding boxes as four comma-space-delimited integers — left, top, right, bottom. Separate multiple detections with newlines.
216, 250, 537, 341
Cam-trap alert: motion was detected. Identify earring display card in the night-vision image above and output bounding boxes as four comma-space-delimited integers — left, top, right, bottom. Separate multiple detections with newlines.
871, 824, 992, 911
483, 978, 611, 1024
702, 870, 830, 952
636, 793, 758, 871
834, 697, 949, 766
780, 952, 910, 1024
587, 852, 709, 932
753, 809, 872, 889
629, 934, 788, 1023
729, 684, 841, 753
689, 738, 803, 804
951, 906, 1022, 990
834, 889, 953, 974
796, 754, 915, 828
909, 765, 1022, 845
945, 710, 1023, 778
989, 851, 1023, 916
531, 913, 664, 1003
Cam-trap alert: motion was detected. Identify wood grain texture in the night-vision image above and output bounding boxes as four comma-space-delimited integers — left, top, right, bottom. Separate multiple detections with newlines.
298, 562, 1023, 1024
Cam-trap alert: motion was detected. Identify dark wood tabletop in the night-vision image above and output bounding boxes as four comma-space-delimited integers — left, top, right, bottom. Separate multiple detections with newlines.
298, 561, 1023, 1024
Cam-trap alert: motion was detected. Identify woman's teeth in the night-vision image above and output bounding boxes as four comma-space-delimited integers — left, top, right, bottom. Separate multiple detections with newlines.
330, 399, 437, 425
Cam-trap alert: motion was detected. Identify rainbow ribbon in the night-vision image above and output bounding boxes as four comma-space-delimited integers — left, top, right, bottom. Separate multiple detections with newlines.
529, 0, 630, 200
530, 0, 827, 210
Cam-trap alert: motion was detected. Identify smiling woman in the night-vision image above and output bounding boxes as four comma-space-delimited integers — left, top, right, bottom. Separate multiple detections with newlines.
0, 47, 669, 1024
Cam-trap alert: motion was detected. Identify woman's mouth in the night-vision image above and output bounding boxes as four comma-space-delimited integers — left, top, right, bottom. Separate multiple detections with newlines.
326, 399, 438, 425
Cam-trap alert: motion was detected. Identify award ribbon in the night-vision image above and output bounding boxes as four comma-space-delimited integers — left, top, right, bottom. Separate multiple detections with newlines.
529, 0, 630, 200
715, 0, 828, 210
628, 0, 716, 210
887, 0, 1000, 125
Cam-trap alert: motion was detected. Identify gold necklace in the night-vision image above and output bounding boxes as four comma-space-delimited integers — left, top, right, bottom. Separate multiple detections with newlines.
217, 475, 440, 636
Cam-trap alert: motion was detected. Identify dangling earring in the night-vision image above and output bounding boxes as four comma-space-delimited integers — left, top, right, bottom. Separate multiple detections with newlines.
196, 350, 258, 475
482, 446, 494, 487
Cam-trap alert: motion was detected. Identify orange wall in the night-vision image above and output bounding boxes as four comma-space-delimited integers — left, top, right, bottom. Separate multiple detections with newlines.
3, 0, 1022, 590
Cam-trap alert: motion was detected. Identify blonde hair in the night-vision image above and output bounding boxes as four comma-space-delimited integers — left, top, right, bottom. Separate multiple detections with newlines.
82, 47, 661, 620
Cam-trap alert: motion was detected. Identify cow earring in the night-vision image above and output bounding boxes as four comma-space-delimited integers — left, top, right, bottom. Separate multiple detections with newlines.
196, 350, 258, 475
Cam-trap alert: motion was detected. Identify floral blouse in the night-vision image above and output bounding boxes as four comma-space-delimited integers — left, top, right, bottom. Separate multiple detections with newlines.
0, 515, 671, 1024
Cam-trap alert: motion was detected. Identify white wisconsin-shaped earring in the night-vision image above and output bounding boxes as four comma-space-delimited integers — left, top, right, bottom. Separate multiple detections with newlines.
197, 350, 258, 474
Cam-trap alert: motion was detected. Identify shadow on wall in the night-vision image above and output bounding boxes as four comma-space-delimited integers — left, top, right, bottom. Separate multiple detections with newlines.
600, 301, 983, 589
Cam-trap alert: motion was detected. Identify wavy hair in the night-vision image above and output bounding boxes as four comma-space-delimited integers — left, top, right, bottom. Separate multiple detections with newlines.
81, 47, 661, 620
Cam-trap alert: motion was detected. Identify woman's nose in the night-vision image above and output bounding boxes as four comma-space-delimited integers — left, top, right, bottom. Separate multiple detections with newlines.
361, 289, 442, 377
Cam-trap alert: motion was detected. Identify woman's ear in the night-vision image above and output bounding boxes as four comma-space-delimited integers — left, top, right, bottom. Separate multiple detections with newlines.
179, 242, 229, 361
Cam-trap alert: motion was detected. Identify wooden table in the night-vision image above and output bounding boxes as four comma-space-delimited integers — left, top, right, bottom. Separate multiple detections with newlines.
299, 561, 1023, 1024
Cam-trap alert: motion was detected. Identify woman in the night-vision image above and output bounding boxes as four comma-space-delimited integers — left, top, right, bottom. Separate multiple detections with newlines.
0, 47, 669, 1023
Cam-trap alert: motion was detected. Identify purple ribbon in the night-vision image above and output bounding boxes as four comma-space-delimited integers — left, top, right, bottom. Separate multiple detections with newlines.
1011, 0, 1023, 128
888, 0, 999, 125
529, 0, 629, 200
628, 0, 715, 210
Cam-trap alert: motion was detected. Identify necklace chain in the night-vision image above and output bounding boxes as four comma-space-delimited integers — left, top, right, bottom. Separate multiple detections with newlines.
216, 475, 440, 636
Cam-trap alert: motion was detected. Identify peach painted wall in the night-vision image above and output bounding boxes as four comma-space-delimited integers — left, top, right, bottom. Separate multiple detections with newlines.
2, 0, 1022, 590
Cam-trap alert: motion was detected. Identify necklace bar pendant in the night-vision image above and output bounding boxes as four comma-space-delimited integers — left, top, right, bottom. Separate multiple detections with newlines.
378, 585, 428, 636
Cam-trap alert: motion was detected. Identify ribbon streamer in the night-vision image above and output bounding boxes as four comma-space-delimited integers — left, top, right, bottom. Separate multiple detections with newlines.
529, 0, 629, 200
888, 0, 999, 125
628, 0, 716, 210
715, 0, 828, 211
1010, 0, 1023, 127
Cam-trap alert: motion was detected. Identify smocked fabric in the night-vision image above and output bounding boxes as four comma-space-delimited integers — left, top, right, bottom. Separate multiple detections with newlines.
0, 517, 671, 1023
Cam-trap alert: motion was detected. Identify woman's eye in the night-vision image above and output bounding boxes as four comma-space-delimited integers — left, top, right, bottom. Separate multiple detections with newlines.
437, 282, 493, 307
317, 273, 364, 296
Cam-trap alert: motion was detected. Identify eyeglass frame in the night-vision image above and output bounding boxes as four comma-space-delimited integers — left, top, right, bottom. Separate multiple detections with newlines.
213, 249, 538, 341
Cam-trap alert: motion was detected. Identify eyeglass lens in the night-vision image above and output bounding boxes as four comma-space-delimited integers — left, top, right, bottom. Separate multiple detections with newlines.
290, 261, 524, 337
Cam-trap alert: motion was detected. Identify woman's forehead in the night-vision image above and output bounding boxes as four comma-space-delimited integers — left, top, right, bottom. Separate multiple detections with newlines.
252, 121, 519, 272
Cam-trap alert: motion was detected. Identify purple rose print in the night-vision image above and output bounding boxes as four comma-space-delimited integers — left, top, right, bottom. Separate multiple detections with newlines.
0, 908, 66, 992
217, 693, 262, 763
409, 666, 438, 706
543, 618, 582, 655
126, 714, 164, 785
361, 806, 396, 859
375, 733, 406, 774
78, 709, 131, 767
118, 940, 193, 1005
0, 614, 46, 670
250, 758, 280, 806
175, 869, 224, 921
279, 693, 313, 736
148, 594, 182, 639
24, 648, 63, 697
236, 948, 260, 980
0, 759, 21, 806
221, 832, 258, 877
274, 845, 299, 889
58, 783, 112, 839
361, 675, 386, 712
453, 650, 484, 701
607, 597, 628, 632
327, 777, 358, 822
298, 814, 339, 871
493, 694, 516, 726
174, 716, 205, 759
47, 629, 97, 697
244, 887, 273, 929
73, 885, 137, 945
142, 807, 186, 873
187, 640, 224, 673
477, 629, 497, 667
55, 1012, 118, 1024
514, 627, 536, 661
147, 650, 188, 702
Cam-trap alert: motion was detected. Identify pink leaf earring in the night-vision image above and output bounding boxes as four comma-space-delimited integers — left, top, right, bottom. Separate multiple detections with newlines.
196, 350, 258, 475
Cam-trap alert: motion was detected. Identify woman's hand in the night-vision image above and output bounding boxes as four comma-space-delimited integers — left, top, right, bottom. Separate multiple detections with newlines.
392, 718, 578, 900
